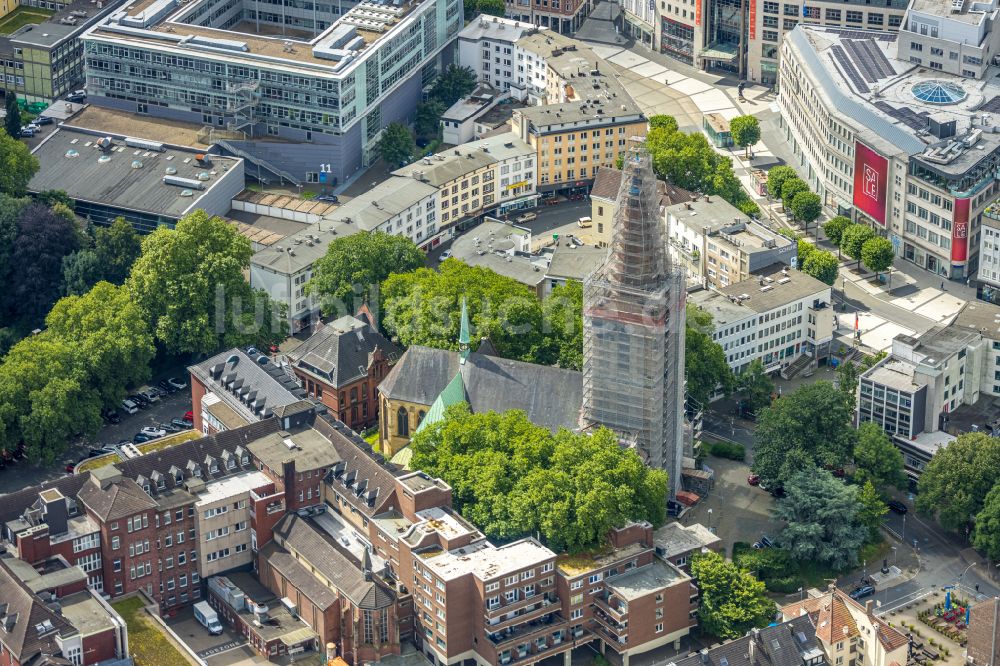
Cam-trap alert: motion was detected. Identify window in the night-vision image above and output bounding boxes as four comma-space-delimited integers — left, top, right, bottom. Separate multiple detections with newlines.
588, 572, 603, 584
570, 609, 583, 620
396, 407, 409, 436
656, 623, 664, 633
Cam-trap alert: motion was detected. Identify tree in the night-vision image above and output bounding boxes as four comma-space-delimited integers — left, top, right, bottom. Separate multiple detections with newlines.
774, 470, 866, 570
0, 192, 27, 323
4, 95, 20, 140
378, 122, 415, 167
729, 115, 761, 159
0, 129, 39, 196
540, 280, 584, 370
916, 432, 1000, 532
471, 0, 505, 15
737, 198, 760, 218
430, 64, 477, 107
94, 217, 142, 284
836, 361, 859, 409
823, 215, 852, 250
382, 260, 546, 363
409, 404, 668, 553
752, 381, 856, 488
8, 202, 83, 327
308, 231, 425, 315
802, 250, 838, 286
690, 551, 774, 639
790, 191, 822, 232
61, 249, 103, 296
857, 479, 888, 541
35, 190, 74, 210
766, 166, 797, 201
841, 224, 876, 269
853, 421, 907, 491
737, 359, 774, 415
414, 100, 445, 144
797, 238, 815, 267
127, 210, 286, 355
780, 178, 809, 214
685, 304, 734, 405
861, 236, 894, 278
973, 484, 1000, 561
649, 115, 679, 132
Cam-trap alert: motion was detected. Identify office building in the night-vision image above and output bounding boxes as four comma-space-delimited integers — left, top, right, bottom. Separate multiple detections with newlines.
665, 196, 796, 289
581, 139, 686, 497
79, 0, 463, 185
28, 126, 243, 232
777, 22, 1000, 279
689, 264, 834, 376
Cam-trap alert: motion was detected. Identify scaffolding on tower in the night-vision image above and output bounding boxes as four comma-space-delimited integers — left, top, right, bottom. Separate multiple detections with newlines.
581, 137, 687, 497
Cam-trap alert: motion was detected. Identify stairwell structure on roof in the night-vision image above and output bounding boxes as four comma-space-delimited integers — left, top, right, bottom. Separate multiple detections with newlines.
581, 137, 687, 498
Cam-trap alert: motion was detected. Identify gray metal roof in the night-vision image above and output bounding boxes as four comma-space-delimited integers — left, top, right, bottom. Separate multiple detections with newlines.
321, 176, 438, 231
288, 315, 401, 387
189, 348, 309, 424
545, 244, 607, 282
669, 615, 822, 666
27, 127, 241, 219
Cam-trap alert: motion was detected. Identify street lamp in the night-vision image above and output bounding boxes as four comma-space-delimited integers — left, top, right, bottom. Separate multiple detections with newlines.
891, 546, 897, 566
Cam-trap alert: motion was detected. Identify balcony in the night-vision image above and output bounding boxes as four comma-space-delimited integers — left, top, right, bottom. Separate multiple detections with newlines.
485, 596, 560, 631
488, 612, 567, 647
485, 584, 555, 618
593, 593, 627, 619
497, 631, 574, 666
593, 607, 628, 636
594, 623, 628, 650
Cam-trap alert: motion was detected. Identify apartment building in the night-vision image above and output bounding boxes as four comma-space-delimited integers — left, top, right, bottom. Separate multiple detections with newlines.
689, 265, 835, 375
502, 0, 591, 34
394, 131, 538, 227
189, 347, 313, 434
781, 587, 909, 666
79, 0, 462, 185
665, 196, 796, 289
457, 16, 538, 93
0, 553, 130, 666
778, 23, 1000, 280
196, 471, 270, 577
286, 315, 401, 432
651, 522, 722, 572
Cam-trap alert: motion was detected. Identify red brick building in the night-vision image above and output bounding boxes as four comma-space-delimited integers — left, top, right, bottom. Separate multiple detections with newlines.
503, 0, 592, 34
286, 315, 400, 432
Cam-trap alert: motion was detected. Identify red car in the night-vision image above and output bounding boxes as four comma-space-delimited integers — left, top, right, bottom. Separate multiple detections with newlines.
747, 473, 760, 486
183, 410, 194, 422
65, 463, 76, 473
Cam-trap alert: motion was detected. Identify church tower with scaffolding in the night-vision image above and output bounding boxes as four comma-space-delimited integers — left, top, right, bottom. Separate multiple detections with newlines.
581, 137, 687, 498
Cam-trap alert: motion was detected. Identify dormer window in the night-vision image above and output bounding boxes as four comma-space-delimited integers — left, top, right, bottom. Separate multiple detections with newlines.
241, 453, 249, 465
175, 472, 183, 483
157, 477, 165, 490
227, 457, 235, 470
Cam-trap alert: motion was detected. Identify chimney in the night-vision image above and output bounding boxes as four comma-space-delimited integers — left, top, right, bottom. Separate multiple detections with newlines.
326, 643, 338, 661
363, 549, 373, 582
865, 600, 875, 617
700, 648, 709, 664
749, 628, 759, 662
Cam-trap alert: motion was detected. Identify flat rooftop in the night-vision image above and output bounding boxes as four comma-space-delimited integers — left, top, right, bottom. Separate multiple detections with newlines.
863, 359, 923, 393
415, 507, 474, 541
607, 559, 688, 601
909, 0, 987, 24
905, 325, 981, 368
557, 541, 646, 578
248, 426, 342, 472
653, 522, 721, 560
897, 429, 955, 456
60, 591, 118, 637
423, 537, 554, 582
398, 471, 448, 494
64, 105, 209, 148
28, 126, 240, 219
545, 244, 606, 281
689, 288, 754, 329
220, 572, 318, 645
665, 196, 746, 233
196, 470, 271, 506
951, 300, 1000, 339
717, 265, 830, 314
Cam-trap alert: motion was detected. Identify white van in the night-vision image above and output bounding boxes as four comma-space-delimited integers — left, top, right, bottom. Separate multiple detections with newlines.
120, 399, 139, 415
577, 216, 593, 228
193, 601, 223, 635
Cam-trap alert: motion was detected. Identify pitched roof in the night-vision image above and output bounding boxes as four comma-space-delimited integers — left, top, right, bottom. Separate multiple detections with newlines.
782, 588, 908, 651
378, 346, 582, 433
315, 415, 400, 518
77, 475, 157, 522
259, 542, 338, 610
672, 614, 822, 666
189, 348, 309, 423
272, 514, 395, 609
413, 372, 466, 436
0, 475, 89, 528
590, 167, 622, 200
287, 316, 401, 388
0, 556, 76, 664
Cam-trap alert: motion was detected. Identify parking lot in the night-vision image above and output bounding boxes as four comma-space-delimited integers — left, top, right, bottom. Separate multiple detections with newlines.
0, 378, 194, 495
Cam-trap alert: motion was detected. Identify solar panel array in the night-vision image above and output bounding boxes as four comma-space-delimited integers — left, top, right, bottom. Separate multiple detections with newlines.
831, 45, 870, 93
826, 28, 898, 42
874, 100, 930, 130
844, 39, 895, 81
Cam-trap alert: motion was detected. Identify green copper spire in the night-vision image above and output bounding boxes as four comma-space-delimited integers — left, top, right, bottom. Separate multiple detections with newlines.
459, 296, 470, 363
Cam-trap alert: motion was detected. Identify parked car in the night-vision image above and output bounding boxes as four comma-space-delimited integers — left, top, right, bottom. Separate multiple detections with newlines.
101, 407, 121, 424
121, 399, 139, 415
759, 535, 773, 548
171, 418, 193, 430
133, 433, 153, 443
515, 212, 537, 223
140, 426, 167, 438
747, 473, 760, 486
439, 249, 452, 261
66, 90, 86, 103
159, 422, 180, 433
102, 444, 120, 453
577, 216, 593, 228
183, 410, 194, 422
157, 380, 177, 394
65, 462, 76, 473
887, 500, 908, 515
316, 194, 339, 203
137, 389, 159, 403
129, 393, 149, 407
849, 585, 876, 600
33, 116, 54, 125
167, 377, 188, 391
18, 126, 35, 138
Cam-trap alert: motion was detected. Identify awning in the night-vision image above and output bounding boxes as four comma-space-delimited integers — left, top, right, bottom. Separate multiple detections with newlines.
700, 42, 739, 61
279, 627, 318, 647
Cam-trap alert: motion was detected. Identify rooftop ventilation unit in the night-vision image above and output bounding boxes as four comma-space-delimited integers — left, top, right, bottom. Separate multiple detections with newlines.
125, 137, 165, 152
163, 175, 205, 190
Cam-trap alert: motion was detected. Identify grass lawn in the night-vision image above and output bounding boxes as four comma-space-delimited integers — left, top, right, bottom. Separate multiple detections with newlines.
0, 6, 55, 35
734, 538, 891, 594
111, 597, 193, 666
137, 430, 201, 454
